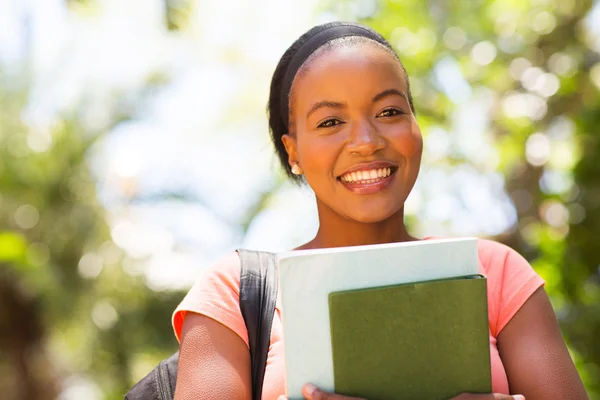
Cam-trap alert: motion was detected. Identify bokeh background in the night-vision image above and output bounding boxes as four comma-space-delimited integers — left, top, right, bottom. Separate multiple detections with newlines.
1, 0, 599, 398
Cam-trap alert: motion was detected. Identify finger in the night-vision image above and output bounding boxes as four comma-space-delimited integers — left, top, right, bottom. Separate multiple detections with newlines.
277, 396, 288, 400
301, 383, 344, 399
301, 383, 366, 400
302, 383, 328, 400
451, 394, 525, 400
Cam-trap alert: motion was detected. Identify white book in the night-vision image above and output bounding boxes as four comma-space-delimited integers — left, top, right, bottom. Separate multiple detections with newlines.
277, 237, 480, 399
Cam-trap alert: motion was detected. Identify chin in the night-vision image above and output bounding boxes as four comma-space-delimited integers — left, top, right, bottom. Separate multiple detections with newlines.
345, 206, 400, 224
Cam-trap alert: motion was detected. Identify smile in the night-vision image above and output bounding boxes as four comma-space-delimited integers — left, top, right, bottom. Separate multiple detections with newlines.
340, 167, 392, 184
337, 163, 398, 195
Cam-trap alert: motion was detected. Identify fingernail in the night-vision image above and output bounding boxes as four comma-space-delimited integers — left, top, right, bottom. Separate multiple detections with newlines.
512, 396, 525, 400
304, 383, 317, 396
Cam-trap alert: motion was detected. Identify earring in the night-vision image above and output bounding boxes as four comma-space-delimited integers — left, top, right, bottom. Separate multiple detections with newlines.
291, 164, 303, 175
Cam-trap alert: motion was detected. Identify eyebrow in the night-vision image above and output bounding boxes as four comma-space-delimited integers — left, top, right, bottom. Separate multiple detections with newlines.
372, 88, 408, 103
306, 88, 408, 120
306, 101, 345, 119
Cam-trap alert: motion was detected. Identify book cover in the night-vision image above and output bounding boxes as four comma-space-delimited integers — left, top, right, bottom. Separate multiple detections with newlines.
329, 275, 491, 400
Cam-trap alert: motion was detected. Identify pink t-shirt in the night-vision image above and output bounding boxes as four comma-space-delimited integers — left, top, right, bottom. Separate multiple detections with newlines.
172, 239, 545, 398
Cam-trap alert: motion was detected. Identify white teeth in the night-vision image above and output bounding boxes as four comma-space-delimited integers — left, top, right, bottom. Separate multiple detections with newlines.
341, 167, 394, 183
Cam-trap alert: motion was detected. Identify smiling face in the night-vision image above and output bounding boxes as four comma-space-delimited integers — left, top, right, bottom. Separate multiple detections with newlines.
282, 40, 423, 223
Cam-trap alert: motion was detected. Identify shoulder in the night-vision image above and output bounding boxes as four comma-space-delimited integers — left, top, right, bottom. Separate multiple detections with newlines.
476, 238, 522, 271
174, 253, 253, 399
197, 251, 243, 294
172, 252, 246, 343
475, 238, 545, 336
182, 251, 243, 303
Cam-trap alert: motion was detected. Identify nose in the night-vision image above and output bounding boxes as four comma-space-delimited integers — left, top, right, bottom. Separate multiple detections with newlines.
345, 120, 385, 156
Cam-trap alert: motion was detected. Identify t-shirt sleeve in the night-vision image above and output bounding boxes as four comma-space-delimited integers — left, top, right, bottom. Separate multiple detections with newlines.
478, 239, 546, 338
171, 252, 249, 347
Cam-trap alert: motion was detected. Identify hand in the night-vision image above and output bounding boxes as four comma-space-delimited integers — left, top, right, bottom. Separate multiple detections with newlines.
449, 394, 525, 400
277, 387, 525, 400
277, 383, 366, 400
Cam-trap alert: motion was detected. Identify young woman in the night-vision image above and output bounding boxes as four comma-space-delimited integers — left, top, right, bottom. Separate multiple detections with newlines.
171, 22, 588, 400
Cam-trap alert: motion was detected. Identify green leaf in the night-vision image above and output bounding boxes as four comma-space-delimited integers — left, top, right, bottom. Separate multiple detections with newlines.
0, 231, 27, 262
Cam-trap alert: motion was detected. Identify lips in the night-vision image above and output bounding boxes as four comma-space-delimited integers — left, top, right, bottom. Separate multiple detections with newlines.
337, 161, 398, 195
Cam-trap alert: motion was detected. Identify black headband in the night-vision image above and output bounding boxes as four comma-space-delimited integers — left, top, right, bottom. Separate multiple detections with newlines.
280, 23, 390, 129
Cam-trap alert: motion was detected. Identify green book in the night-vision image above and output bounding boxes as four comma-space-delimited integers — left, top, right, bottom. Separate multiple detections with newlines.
328, 275, 491, 400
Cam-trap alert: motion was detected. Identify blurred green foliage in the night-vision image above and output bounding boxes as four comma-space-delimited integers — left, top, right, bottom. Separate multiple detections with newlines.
0, 75, 184, 399
1, 0, 599, 399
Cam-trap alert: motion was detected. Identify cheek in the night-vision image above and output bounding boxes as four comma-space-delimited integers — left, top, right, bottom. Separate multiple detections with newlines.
406, 125, 424, 159
386, 118, 423, 159
296, 134, 342, 177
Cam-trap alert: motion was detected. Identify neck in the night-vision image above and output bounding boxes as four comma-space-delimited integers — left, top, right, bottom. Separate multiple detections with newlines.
301, 200, 417, 250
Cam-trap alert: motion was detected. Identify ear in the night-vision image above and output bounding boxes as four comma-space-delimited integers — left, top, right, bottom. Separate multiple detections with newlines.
281, 134, 299, 168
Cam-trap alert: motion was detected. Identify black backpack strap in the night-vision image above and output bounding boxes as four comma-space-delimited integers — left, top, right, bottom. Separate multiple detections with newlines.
237, 249, 278, 400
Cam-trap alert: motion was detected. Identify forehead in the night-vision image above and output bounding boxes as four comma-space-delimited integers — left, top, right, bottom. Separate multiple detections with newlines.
291, 42, 407, 103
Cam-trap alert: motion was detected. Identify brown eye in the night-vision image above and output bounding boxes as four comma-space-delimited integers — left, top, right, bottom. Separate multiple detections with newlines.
318, 118, 343, 128
377, 108, 402, 118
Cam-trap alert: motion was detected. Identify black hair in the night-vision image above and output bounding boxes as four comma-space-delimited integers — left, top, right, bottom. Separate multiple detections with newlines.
267, 22, 415, 182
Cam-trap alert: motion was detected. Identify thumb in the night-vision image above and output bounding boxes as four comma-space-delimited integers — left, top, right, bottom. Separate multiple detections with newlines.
302, 383, 325, 399
453, 394, 525, 400
277, 396, 288, 400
